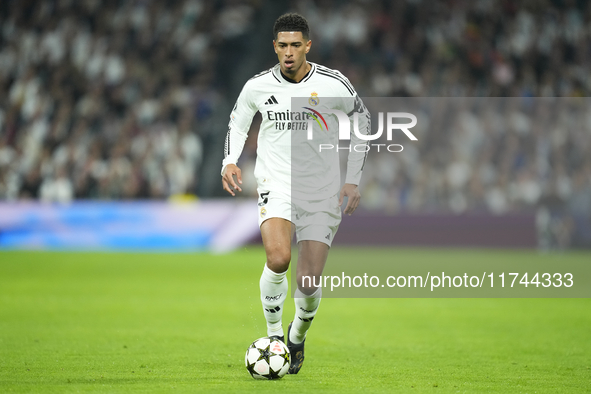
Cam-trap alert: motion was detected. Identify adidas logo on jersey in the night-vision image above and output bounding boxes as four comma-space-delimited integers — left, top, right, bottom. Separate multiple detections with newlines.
264, 95, 279, 105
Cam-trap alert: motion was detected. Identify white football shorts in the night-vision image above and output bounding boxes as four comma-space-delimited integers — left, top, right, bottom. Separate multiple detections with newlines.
257, 188, 341, 247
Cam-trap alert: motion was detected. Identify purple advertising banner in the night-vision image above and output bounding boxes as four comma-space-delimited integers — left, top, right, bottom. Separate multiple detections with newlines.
335, 212, 536, 248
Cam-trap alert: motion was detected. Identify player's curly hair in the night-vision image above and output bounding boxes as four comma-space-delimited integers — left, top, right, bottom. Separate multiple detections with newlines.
273, 13, 310, 40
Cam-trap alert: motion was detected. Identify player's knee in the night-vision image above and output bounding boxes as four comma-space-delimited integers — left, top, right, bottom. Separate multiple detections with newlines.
266, 248, 290, 273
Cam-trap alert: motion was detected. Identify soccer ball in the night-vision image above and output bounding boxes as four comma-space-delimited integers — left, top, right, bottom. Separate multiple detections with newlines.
245, 337, 290, 380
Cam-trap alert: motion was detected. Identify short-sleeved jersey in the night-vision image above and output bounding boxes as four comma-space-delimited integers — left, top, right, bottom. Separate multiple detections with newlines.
222, 62, 369, 200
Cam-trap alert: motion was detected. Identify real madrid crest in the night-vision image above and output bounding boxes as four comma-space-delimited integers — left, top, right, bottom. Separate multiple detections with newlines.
260, 207, 267, 218
308, 91, 319, 106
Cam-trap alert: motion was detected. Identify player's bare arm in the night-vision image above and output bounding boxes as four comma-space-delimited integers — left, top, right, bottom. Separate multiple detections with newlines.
222, 163, 242, 196
339, 183, 361, 215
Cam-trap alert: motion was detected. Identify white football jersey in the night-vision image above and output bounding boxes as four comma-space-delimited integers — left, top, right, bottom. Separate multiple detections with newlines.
222, 62, 369, 200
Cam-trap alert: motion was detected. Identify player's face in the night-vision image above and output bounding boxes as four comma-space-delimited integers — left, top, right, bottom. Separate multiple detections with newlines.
273, 32, 311, 79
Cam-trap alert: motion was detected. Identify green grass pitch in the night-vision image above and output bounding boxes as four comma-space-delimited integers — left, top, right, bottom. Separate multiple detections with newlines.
0, 247, 589, 393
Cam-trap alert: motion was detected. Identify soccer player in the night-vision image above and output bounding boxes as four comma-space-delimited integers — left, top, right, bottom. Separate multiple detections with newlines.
221, 13, 369, 374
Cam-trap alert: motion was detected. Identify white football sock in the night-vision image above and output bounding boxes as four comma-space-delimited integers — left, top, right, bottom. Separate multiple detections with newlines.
290, 287, 321, 344
260, 263, 288, 337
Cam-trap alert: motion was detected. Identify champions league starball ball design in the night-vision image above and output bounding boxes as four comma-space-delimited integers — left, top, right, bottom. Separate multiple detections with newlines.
244, 337, 290, 380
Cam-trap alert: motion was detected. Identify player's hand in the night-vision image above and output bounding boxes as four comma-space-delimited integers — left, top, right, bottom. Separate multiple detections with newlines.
222, 164, 242, 196
339, 183, 360, 216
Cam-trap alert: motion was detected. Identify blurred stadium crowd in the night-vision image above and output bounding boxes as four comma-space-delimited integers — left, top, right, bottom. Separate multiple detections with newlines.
0, 0, 590, 241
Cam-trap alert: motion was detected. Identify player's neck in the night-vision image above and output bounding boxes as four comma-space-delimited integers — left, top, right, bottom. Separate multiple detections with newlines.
281, 61, 311, 83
